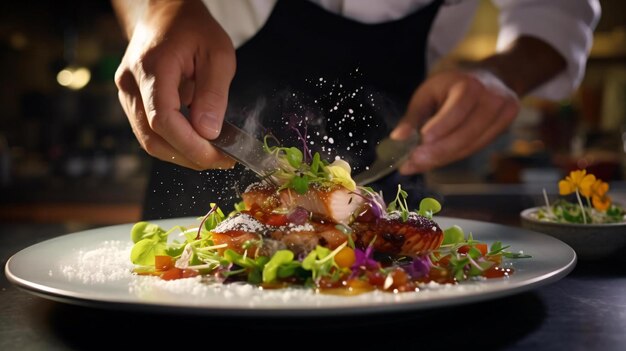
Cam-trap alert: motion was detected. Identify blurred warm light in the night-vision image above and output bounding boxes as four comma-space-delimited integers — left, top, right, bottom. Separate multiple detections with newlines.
56, 66, 91, 90
9, 32, 28, 50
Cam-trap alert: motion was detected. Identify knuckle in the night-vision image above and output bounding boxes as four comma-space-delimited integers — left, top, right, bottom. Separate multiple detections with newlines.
141, 136, 159, 157
146, 109, 168, 133
114, 66, 133, 91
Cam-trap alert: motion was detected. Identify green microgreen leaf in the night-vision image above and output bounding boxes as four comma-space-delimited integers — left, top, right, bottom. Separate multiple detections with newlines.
263, 250, 295, 283
311, 152, 321, 174
290, 175, 310, 194
130, 238, 167, 266
387, 185, 411, 221
442, 225, 465, 245
286, 147, 303, 168
233, 201, 246, 213
418, 198, 441, 219
130, 222, 164, 244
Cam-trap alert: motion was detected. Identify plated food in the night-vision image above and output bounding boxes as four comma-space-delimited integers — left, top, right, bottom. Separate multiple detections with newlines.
129, 141, 530, 294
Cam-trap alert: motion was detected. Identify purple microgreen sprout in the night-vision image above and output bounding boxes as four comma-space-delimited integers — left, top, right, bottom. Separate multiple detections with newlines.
350, 238, 380, 277
405, 255, 432, 279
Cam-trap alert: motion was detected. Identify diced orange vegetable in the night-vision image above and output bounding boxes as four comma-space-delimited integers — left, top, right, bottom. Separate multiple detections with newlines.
334, 246, 356, 268
160, 267, 183, 281
155, 255, 174, 271
346, 278, 371, 290
458, 243, 488, 256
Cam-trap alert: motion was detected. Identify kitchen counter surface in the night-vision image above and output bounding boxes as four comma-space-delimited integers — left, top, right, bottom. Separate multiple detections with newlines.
2, 188, 626, 350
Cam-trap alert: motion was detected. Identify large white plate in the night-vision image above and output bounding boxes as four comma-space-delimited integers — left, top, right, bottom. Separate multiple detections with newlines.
5, 217, 576, 317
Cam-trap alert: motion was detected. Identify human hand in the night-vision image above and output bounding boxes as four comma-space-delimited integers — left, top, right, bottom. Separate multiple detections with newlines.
391, 70, 520, 174
114, 0, 236, 170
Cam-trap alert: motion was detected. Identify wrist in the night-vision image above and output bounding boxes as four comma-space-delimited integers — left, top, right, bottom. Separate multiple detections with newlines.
462, 36, 566, 98
463, 69, 518, 100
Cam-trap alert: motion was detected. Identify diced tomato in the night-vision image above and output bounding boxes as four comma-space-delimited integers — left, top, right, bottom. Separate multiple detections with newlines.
367, 271, 387, 287
181, 269, 199, 278
159, 267, 199, 280
160, 267, 183, 280
457, 243, 488, 256
265, 213, 288, 226
155, 255, 174, 271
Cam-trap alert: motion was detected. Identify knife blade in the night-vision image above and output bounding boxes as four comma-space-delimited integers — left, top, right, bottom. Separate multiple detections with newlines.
352, 132, 420, 186
209, 120, 278, 178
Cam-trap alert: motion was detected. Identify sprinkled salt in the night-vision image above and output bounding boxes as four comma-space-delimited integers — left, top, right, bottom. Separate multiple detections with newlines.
212, 213, 265, 234
61, 240, 133, 284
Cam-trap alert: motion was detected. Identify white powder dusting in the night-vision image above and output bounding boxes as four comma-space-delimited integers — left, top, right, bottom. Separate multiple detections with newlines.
61, 240, 133, 284
212, 213, 265, 233
283, 222, 315, 232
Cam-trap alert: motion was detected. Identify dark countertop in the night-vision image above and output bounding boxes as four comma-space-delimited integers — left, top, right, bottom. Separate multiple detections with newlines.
2, 189, 626, 351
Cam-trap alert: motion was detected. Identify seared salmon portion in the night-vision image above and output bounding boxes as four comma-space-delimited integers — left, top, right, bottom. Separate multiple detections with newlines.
351, 213, 443, 256
242, 182, 363, 225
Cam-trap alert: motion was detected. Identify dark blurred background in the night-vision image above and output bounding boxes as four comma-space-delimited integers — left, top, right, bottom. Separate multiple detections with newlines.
0, 0, 625, 228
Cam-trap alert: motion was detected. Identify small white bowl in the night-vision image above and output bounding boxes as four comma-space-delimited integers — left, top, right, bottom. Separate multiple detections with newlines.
520, 207, 626, 261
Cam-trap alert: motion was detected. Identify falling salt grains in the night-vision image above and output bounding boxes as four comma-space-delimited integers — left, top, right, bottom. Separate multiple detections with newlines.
328, 137, 334, 144
348, 109, 354, 114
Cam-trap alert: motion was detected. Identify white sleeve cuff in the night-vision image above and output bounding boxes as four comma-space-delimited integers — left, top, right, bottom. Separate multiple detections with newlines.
495, 0, 600, 101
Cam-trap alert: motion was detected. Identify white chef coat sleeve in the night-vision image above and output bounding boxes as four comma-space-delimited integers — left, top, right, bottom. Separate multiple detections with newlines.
494, 0, 601, 100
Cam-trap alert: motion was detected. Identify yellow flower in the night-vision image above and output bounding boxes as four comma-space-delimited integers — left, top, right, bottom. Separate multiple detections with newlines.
590, 178, 611, 211
326, 159, 356, 191
590, 179, 609, 197
558, 169, 596, 197
592, 194, 611, 212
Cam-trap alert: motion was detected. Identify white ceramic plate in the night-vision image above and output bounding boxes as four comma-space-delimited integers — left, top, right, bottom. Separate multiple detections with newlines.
5, 217, 576, 317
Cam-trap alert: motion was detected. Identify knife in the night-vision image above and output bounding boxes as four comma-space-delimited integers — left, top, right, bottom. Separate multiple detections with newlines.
352, 132, 420, 186
209, 120, 279, 178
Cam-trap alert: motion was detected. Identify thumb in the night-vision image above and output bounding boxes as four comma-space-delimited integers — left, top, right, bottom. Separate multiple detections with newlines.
189, 53, 236, 140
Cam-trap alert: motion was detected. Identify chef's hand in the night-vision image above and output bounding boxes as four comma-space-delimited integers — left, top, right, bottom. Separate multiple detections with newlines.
391, 36, 566, 174
114, 0, 236, 170
391, 69, 519, 174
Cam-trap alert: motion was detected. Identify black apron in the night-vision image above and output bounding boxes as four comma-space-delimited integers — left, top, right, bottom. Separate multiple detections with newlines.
143, 0, 443, 220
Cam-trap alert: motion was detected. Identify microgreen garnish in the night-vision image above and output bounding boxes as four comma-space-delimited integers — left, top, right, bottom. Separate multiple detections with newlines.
387, 185, 410, 221
418, 198, 441, 219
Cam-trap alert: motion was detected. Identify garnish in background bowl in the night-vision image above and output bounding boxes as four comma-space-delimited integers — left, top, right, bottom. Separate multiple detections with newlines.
538, 169, 625, 224
521, 169, 626, 261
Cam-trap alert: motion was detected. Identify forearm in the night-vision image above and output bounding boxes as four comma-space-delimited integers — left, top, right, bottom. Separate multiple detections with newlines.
111, 0, 149, 39
467, 36, 567, 98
